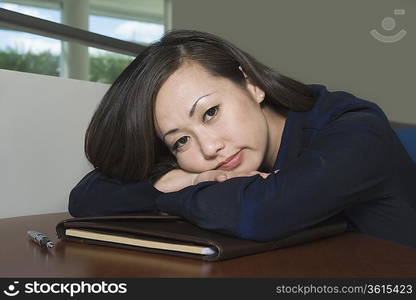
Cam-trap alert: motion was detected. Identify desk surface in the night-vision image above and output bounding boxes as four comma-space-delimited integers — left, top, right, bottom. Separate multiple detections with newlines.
0, 212, 415, 278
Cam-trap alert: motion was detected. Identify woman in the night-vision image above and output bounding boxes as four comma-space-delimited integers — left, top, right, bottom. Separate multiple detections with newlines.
69, 30, 416, 247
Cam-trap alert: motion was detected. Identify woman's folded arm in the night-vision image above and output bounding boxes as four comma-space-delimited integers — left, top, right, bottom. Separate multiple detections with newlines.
68, 169, 162, 217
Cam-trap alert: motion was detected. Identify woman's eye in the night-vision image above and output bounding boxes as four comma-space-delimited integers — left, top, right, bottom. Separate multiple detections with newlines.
171, 106, 219, 151
203, 105, 219, 121
172, 136, 189, 151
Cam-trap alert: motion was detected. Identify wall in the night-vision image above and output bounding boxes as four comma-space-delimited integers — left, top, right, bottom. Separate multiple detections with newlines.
170, 0, 415, 124
0, 69, 108, 218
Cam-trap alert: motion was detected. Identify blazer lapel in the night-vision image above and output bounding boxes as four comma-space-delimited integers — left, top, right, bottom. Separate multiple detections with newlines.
274, 110, 316, 170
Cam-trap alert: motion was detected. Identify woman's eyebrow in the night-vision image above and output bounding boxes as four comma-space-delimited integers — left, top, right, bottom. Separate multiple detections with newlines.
162, 91, 216, 141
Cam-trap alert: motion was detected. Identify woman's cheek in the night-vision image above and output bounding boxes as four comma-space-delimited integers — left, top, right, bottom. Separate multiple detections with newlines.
175, 153, 206, 173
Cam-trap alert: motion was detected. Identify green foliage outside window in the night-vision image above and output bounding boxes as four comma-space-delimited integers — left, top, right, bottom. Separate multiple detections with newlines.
89, 53, 133, 83
0, 47, 134, 84
0, 48, 60, 76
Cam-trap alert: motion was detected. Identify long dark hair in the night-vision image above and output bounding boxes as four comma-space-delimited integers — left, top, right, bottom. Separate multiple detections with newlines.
85, 30, 316, 182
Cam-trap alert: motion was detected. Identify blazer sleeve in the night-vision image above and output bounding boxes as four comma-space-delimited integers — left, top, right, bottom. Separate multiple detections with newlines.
156, 108, 393, 241
68, 170, 162, 217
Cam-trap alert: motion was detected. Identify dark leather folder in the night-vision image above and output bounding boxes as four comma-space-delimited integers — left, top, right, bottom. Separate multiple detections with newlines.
56, 213, 347, 261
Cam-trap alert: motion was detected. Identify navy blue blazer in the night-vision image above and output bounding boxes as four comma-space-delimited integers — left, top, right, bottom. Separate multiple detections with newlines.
69, 84, 416, 247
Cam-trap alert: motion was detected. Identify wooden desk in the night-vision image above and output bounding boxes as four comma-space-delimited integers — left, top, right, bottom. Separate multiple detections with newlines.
1, 212, 415, 278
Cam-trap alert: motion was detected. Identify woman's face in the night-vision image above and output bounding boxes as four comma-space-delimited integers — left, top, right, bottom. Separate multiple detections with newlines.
154, 61, 272, 173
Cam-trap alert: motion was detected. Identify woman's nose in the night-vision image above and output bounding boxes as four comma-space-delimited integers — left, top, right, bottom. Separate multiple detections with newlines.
198, 132, 225, 158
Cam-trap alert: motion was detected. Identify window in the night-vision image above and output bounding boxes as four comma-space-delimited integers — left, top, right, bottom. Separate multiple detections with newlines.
0, 0, 166, 83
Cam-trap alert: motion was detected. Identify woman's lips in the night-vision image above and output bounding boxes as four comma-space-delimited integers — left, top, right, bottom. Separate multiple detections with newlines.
217, 150, 243, 171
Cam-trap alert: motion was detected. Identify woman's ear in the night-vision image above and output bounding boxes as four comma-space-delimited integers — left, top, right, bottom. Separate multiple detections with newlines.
239, 66, 265, 104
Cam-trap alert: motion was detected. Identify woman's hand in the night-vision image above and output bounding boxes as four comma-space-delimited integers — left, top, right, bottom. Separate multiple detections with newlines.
193, 169, 280, 184
154, 168, 230, 192
153, 168, 198, 193
154, 168, 280, 193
